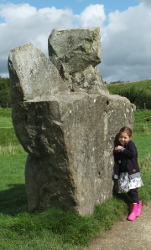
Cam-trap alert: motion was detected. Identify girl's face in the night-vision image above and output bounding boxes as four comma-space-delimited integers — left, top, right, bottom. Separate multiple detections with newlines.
118, 132, 131, 146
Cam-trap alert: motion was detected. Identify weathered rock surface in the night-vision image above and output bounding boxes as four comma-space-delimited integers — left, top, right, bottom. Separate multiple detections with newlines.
9, 42, 69, 103
8, 27, 135, 215
48, 28, 107, 93
48, 28, 101, 74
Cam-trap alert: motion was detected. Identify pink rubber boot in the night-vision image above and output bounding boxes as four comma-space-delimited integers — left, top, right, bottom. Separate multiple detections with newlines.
127, 203, 137, 221
136, 200, 142, 217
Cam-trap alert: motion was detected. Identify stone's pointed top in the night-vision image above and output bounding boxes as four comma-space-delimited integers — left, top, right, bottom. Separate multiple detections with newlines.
52, 27, 100, 31
10, 42, 34, 52
48, 27, 101, 74
8, 42, 69, 103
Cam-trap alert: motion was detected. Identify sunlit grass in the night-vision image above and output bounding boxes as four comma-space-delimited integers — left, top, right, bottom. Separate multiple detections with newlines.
0, 143, 25, 155
107, 79, 151, 94
0, 108, 151, 249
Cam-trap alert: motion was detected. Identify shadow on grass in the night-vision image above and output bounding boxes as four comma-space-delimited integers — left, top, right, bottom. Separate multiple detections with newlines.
114, 192, 130, 205
0, 183, 28, 215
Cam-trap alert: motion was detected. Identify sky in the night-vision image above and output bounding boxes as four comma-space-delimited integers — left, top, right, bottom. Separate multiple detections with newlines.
0, 0, 151, 83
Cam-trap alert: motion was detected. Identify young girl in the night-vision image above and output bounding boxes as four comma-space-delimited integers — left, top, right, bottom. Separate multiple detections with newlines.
113, 126, 144, 221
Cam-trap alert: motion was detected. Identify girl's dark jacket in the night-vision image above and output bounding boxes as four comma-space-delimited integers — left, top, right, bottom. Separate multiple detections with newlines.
113, 140, 140, 180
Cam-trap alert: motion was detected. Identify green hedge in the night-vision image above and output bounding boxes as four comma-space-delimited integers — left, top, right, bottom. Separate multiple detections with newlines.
107, 80, 151, 109
0, 77, 11, 108
113, 87, 151, 109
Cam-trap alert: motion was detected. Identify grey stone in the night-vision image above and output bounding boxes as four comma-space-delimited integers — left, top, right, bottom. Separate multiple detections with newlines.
48, 27, 101, 74
48, 27, 108, 94
8, 42, 69, 103
8, 28, 135, 215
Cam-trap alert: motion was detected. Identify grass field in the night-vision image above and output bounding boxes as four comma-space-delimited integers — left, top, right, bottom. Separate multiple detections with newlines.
107, 79, 151, 109
107, 79, 151, 94
0, 108, 151, 249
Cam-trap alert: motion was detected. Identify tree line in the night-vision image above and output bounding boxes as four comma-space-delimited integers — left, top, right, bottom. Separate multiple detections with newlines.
107, 80, 151, 109
111, 87, 151, 109
0, 77, 151, 109
0, 77, 11, 108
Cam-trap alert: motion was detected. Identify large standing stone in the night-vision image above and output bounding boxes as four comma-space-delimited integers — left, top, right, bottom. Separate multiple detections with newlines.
8, 28, 135, 215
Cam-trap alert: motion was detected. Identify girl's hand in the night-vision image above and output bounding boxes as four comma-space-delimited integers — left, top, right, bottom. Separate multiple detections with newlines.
115, 145, 123, 152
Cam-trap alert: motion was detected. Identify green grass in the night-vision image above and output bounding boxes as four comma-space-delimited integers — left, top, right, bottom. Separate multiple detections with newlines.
0, 154, 28, 214
133, 109, 151, 158
0, 108, 16, 146
107, 79, 151, 109
134, 109, 151, 133
0, 108, 151, 249
0, 108, 24, 153
107, 79, 151, 94
0, 107, 12, 126
0, 152, 129, 249
0, 108, 11, 117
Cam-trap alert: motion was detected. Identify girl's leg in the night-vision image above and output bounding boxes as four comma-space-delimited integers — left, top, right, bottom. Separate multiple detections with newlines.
127, 188, 139, 221
136, 200, 142, 217
127, 188, 139, 204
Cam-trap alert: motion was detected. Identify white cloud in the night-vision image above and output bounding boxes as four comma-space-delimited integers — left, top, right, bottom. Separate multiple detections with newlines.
141, 0, 151, 7
0, 3, 75, 76
0, 3, 37, 21
0, 1, 151, 83
80, 4, 106, 27
100, 2, 151, 82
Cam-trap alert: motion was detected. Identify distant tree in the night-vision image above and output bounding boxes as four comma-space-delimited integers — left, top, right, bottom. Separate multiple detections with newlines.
108, 84, 151, 109
0, 77, 11, 108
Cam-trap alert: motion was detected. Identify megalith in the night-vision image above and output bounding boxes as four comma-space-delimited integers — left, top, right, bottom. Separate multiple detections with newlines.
8, 27, 135, 216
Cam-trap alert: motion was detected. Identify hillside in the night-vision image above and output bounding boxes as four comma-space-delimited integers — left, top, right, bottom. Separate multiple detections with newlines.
107, 79, 151, 109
